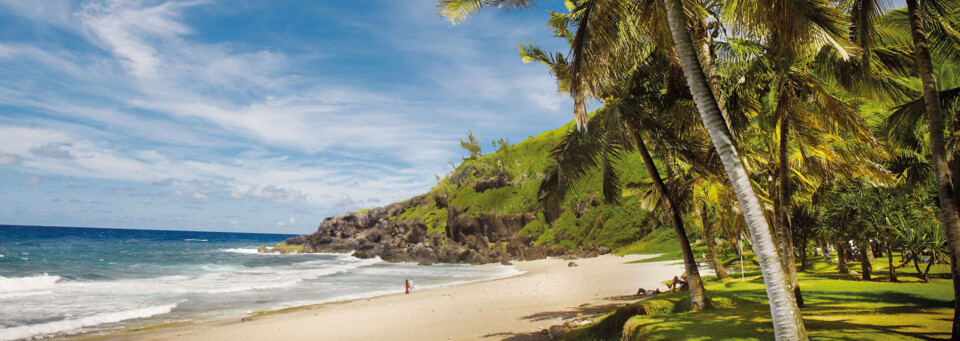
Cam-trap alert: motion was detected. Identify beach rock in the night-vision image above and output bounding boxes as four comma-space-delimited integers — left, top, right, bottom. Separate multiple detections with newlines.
548, 245, 566, 257
525, 246, 547, 261
568, 261, 578, 267
353, 250, 373, 259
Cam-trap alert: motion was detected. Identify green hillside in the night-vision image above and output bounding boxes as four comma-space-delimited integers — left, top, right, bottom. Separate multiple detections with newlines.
383, 119, 674, 253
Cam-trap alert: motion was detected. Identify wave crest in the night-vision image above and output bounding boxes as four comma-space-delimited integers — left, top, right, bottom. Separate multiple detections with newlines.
0, 274, 60, 294
0, 303, 179, 341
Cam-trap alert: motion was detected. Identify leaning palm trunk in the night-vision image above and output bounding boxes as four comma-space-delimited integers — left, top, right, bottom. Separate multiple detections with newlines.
628, 124, 712, 311
906, 0, 960, 336
662, 0, 806, 338
701, 202, 732, 280
777, 117, 804, 307
693, 21, 732, 133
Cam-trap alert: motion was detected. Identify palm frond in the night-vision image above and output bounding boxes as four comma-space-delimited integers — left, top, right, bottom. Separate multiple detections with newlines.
437, 0, 538, 24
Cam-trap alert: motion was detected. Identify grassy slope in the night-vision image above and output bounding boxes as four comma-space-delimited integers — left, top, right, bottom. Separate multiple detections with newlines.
386, 119, 666, 251
563, 258, 953, 340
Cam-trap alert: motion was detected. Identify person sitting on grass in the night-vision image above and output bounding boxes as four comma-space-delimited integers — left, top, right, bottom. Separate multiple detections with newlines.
635, 287, 662, 297
668, 275, 689, 292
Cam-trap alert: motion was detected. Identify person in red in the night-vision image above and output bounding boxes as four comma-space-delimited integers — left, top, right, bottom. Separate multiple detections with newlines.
405, 279, 411, 294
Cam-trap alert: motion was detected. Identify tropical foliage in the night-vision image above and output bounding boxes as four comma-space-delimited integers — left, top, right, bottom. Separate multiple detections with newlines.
432, 0, 960, 339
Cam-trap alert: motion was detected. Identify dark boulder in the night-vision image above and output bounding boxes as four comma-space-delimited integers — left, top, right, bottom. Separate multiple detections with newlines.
525, 246, 547, 260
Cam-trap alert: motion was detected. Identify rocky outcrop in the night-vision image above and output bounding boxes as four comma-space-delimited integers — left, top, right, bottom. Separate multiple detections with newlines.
276, 193, 611, 264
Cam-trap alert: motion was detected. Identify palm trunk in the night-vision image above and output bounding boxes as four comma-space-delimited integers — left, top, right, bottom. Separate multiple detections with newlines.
859, 240, 873, 281
628, 124, 712, 311
777, 116, 804, 307
924, 254, 936, 281
799, 233, 808, 273
906, 0, 960, 336
819, 239, 831, 262
837, 238, 850, 274
701, 202, 732, 280
694, 21, 732, 133
887, 241, 898, 282
662, 0, 806, 338
912, 253, 927, 282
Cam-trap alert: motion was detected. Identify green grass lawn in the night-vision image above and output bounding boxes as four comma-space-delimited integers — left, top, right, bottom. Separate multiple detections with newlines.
563, 257, 954, 340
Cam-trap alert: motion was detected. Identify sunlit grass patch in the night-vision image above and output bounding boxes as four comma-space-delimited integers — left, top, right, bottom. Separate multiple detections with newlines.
563, 259, 952, 340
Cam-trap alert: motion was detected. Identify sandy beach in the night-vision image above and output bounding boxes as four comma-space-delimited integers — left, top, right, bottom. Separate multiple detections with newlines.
106, 254, 686, 341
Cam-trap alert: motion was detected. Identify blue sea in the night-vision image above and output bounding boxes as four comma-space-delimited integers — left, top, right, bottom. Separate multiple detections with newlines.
0, 225, 521, 340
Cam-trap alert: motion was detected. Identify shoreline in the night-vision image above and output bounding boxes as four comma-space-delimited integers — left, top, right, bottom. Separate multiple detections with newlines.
69, 253, 684, 341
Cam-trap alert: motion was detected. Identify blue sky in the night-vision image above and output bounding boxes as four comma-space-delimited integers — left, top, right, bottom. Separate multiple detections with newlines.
0, 0, 574, 234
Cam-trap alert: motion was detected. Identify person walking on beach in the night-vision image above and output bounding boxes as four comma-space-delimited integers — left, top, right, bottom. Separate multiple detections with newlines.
405, 279, 413, 294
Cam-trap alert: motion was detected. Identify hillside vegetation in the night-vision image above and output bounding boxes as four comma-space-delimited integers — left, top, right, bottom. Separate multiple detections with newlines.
398, 120, 662, 252
275, 119, 686, 261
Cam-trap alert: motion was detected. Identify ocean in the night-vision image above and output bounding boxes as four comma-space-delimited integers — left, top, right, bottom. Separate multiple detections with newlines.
0, 225, 521, 340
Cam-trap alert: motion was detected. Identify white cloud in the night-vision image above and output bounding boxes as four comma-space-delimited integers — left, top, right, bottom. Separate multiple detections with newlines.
0, 152, 21, 165
261, 185, 308, 204
229, 184, 256, 199
0, 1, 576, 231
21, 177, 41, 186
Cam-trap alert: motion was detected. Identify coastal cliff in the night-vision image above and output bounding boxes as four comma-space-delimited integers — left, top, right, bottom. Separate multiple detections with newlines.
274, 193, 610, 264
267, 120, 654, 263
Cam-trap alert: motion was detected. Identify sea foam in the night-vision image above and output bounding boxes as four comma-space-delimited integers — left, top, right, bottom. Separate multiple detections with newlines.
0, 274, 60, 294
220, 248, 260, 254
0, 303, 179, 341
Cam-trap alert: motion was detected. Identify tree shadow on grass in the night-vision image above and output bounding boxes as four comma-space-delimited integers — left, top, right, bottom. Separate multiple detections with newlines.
482, 330, 551, 340
521, 303, 624, 322
806, 318, 948, 341
624, 289, 951, 340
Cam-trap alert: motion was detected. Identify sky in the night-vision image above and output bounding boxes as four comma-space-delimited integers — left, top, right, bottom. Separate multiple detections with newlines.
0, 0, 574, 234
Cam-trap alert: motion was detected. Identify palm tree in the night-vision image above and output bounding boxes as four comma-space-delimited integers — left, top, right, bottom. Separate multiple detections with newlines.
905, 7, 960, 332
438, 0, 807, 338
520, 5, 717, 312
660, 0, 807, 338
864, 1, 960, 333
537, 71, 715, 311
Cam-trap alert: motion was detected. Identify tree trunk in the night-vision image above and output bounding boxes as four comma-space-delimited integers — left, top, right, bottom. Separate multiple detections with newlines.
906, 0, 960, 336
866, 241, 875, 265
799, 233, 808, 272
661, 0, 806, 338
777, 116, 804, 307
887, 241, 898, 282
694, 20, 732, 133
701, 202, 732, 280
859, 240, 873, 281
837, 238, 850, 274
628, 124, 712, 311
819, 239, 831, 262
912, 254, 927, 281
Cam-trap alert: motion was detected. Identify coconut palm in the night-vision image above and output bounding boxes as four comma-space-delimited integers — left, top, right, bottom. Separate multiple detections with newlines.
438, 0, 808, 338
536, 64, 716, 310
863, 2, 960, 332
665, 8, 807, 339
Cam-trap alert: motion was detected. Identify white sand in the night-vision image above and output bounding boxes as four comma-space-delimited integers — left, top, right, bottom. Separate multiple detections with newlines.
112, 254, 686, 341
